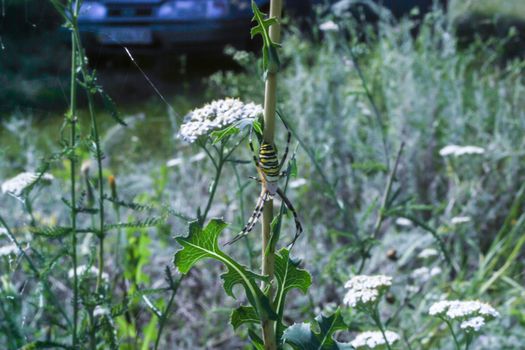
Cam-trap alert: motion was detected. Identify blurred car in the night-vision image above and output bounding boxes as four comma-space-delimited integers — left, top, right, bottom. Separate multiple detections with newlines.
77, 0, 311, 53
77, 0, 446, 53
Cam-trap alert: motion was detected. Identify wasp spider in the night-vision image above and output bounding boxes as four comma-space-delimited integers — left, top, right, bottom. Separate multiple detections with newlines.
227, 118, 302, 246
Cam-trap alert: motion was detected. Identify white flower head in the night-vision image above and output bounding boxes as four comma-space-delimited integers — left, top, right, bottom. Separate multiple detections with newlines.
343, 275, 392, 308
439, 145, 485, 157
451, 216, 471, 225
93, 305, 111, 317
411, 266, 442, 283
460, 316, 485, 332
429, 300, 499, 325
319, 20, 339, 32
0, 244, 19, 257
68, 265, 109, 281
351, 331, 400, 349
1, 172, 54, 198
418, 248, 439, 259
395, 217, 412, 227
179, 98, 263, 143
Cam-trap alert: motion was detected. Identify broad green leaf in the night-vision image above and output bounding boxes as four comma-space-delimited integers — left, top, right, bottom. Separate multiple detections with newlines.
250, 0, 280, 74
174, 219, 277, 321
230, 306, 259, 330
274, 248, 312, 338
282, 310, 351, 350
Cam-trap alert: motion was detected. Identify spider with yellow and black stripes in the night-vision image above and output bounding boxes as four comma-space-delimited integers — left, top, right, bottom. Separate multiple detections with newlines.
226, 117, 302, 246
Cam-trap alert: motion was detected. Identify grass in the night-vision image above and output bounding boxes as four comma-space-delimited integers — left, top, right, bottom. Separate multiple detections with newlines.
1, 1, 525, 349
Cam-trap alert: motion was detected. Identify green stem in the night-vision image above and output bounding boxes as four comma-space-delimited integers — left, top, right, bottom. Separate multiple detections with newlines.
260, 1, 282, 349
372, 307, 393, 350
72, 30, 106, 292
445, 319, 461, 350
69, 11, 79, 346
201, 143, 225, 224
232, 163, 255, 269
153, 276, 182, 350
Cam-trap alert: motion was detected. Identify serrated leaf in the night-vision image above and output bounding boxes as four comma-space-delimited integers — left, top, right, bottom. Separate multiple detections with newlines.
274, 248, 312, 338
174, 219, 277, 321
282, 310, 351, 350
30, 226, 71, 238
231, 306, 259, 330
250, 0, 280, 74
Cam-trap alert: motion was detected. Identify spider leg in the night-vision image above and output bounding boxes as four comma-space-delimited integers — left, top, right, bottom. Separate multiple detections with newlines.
225, 190, 270, 245
278, 118, 292, 171
248, 126, 260, 168
276, 187, 303, 247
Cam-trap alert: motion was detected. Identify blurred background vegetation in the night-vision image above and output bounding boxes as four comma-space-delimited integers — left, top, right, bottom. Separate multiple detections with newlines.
1, 0, 525, 349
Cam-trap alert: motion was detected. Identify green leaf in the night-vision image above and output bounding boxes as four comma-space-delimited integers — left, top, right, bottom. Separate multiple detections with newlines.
250, 0, 280, 74
230, 306, 259, 330
210, 124, 240, 144
282, 310, 351, 350
174, 219, 277, 321
274, 248, 312, 338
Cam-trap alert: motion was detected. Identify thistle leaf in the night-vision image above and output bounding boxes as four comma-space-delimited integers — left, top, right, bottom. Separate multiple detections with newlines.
282, 310, 351, 350
174, 219, 277, 321
230, 306, 259, 330
274, 248, 312, 338
250, 0, 280, 74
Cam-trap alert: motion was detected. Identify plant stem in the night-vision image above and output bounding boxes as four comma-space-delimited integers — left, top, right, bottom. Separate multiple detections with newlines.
261, 1, 282, 349
201, 143, 224, 223
154, 276, 182, 350
372, 307, 393, 350
445, 319, 461, 350
72, 30, 106, 292
69, 9, 79, 346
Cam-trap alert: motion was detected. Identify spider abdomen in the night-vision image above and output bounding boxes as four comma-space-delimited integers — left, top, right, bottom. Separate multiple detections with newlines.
259, 142, 280, 180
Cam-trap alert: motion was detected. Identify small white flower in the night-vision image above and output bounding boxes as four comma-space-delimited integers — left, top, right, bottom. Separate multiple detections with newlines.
0, 227, 7, 236
1, 172, 54, 197
418, 248, 438, 259
343, 275, 392, 308
319, 20, 339, 32
460, 316, 485, 332
451, 216, 471, 225
351, 331, 400, 349
179, 98, 263, 143
93, 306, 111, 317
68, 265, 109, 281
395, 217, 412, 227
429, 300, 499, 321
411, 266, 442, 283
0, 244, 18, 256
289, 178, 308, 189
439, 145, 485, 157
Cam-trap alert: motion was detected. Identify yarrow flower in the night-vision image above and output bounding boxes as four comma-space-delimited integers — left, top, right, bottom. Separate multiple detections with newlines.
418, 248, 439, 259
319, 20, 339, 32
343, 275, 392, 308
179, 98, 263, 143
451, 216, 471, 225
439, 145, 485, 157
68, 265, 109, 281
0, 244, 19, 257
460, 316, 485, 332
429, 300, 499, 333
411, 266, 442, 283
350, 331, 400, 349
1, 172, 54, 198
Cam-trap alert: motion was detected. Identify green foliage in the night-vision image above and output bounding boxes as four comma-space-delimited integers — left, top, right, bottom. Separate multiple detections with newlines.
283, 310, 351, 350
174, 219, 277, 322
250, 0, 280, 75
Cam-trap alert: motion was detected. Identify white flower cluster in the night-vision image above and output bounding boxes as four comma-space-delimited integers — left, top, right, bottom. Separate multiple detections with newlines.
451, 216, 471, 224
429, 300, 499, 333
439, 145, 485, 157
343, 275, 392, 308
1, 172, 54, 197
319, 20, 339, 32
179, 98, 263, 143
0, 244, 18, 257
411, 266, 442, 283
68, 265, 109, 281
351, 331, 400, 349
418, 248, 439, 259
